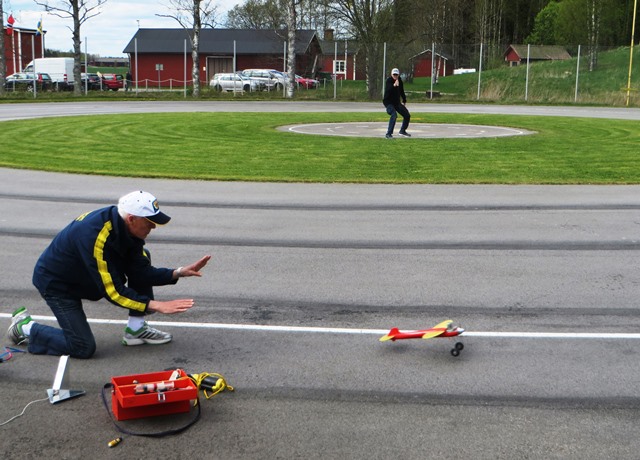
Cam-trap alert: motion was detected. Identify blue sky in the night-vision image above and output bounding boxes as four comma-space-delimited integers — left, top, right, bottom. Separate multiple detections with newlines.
5, 0, 238, 56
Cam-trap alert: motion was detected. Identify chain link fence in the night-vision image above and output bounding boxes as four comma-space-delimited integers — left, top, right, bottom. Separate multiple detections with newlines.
4, 42, 638, 106
353, 42, 639, 106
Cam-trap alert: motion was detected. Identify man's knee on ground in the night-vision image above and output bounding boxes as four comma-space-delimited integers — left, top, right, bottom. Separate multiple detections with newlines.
70, 338, 97, 359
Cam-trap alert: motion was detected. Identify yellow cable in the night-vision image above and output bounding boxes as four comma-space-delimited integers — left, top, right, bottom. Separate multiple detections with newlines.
189, 372, 234, 400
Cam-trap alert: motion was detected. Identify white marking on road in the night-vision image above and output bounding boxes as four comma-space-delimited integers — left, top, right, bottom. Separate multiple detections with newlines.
3, 313, 640, 339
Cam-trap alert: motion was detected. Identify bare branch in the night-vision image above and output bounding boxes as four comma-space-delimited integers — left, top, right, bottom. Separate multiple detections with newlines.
34, 0, 107, 24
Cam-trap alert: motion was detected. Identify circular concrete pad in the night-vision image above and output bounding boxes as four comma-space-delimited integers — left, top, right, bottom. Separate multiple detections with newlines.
278, 122, 535, 138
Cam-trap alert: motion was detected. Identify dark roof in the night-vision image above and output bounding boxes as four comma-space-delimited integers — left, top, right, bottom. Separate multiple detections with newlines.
123, 28, 318, 55
319, 39, 360, 55
505, 45, 571, 60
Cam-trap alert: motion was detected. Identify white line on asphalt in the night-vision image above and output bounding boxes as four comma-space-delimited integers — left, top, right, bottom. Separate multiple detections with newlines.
2, 313, 640, 339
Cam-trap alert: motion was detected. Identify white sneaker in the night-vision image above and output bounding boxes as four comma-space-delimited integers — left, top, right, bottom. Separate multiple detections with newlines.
121, 322, 172, 346
7, 306, 32, 345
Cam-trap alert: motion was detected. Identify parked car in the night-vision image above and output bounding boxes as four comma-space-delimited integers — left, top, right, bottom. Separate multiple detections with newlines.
240, 69, 288, 91
23, 58, 74, 90
209, 73, 262, 92
100, 73, 124, 91
80, 73, 102, 91
295, 74, 319, 89
4, 72, 52, 92
267, 70, 291, 90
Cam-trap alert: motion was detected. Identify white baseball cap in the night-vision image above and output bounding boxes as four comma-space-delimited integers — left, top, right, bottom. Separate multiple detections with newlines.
118, 191, 171, 225
391, 68, 400, 75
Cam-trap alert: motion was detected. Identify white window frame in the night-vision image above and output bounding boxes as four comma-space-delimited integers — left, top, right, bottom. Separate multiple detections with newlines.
333, 60, 346, 77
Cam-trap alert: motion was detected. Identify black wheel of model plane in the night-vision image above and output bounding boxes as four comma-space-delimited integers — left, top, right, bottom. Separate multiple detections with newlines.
451, 348, 460, 357
455, 342, 464, 351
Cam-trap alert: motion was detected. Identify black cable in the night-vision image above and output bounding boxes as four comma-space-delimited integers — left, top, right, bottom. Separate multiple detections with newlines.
101, 383, 201, 439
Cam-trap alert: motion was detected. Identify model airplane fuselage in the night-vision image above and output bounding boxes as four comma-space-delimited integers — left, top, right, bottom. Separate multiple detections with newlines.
379, 320, 465, 356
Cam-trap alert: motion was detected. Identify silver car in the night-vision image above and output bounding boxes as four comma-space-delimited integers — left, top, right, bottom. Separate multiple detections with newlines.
240, 69, 289, 91
209, 73, 261, 92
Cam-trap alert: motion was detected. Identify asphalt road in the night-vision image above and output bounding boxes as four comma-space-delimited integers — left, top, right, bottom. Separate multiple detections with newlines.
1, 102, 640, 459
1, 100, 640, 121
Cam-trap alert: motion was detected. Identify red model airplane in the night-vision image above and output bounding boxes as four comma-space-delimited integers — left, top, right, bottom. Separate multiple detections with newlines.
379, 320, 465, 356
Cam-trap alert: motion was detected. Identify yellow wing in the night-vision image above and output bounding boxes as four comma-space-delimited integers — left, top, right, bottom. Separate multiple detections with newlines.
433, 319, 453, 329
421, 320, 453, 340
421, 330, 445, 339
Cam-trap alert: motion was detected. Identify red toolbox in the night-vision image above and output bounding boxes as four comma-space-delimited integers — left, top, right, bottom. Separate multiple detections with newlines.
111, 369, 198, 421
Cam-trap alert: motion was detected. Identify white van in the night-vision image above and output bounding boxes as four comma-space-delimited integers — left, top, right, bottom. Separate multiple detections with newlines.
23, 58, 75, 89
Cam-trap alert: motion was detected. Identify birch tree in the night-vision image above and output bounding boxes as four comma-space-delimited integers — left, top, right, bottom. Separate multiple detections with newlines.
158, 0, 217, 97
225, 0, 306, 98
226, 0, 286, 28
34, 0, 106, 95
226, 0, 338, 32
329, 0, 394, 98
474, 0, 505, 65
285, 0, 299, 98
586, 0, 602, 70
554, 0, 625, 71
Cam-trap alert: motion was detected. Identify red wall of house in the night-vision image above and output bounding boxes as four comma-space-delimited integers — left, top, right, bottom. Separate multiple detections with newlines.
129, 53, 312, 87
3, 28, 44, 74
413, 54, 453, 77
319, 55, 364, 80
236, 55, 287, 71
504, 48, 519, 63
129, 54, 194, 87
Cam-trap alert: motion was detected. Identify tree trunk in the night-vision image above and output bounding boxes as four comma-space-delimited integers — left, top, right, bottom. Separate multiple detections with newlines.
286, 0, 297, 98
72, 0, 82, 95
588, 0, 600, 71
364, 42, 381, 100
191, 38, 200, 97
191, 0, 202, 97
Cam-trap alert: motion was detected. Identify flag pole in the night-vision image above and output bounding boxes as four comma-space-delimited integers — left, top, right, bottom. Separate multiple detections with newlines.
31, 35, 37, 98
85, 36, 88, 94
11, 20, 17, 74
40, 17, 44, 57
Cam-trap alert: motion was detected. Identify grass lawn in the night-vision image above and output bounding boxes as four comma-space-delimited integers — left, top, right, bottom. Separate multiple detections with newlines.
0, 111, 638, 184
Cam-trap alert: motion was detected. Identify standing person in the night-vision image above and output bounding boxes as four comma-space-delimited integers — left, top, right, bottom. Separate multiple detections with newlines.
125, 70, 132, 92
383, 67, 411, 139
6, 191, 212, 359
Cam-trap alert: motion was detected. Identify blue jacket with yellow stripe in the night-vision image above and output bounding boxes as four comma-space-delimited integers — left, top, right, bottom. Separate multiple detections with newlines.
33, 206, 176, 313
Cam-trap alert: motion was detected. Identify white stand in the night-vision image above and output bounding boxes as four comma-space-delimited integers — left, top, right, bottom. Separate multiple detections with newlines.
47, 355, 85, 404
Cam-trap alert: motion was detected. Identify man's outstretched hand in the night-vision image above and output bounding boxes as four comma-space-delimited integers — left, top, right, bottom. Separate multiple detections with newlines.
148, 299, 195, 314
152, 255, 212, 313
175, 255, 212, 279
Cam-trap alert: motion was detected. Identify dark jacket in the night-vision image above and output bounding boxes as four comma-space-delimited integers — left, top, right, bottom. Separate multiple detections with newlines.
33, 206, 176, 312
383, 76, 406, 107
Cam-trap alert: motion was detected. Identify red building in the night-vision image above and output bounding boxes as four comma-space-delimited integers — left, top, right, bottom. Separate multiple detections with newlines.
3, 26, 45, 75
122, 28, 323, 87
410, 49, 454, 78
317, 29, 364, 81
504, 45, 571, 66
